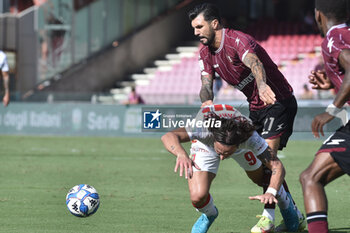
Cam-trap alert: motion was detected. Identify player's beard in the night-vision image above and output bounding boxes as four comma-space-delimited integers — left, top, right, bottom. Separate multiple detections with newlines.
199, 31, 215, 46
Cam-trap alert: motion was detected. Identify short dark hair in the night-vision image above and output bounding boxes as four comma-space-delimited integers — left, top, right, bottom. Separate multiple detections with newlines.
208, 115, 255, 146
188, 3, 221, 23
315, 0, 350, 22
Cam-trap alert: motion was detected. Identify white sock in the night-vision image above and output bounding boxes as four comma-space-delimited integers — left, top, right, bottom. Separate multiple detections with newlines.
277, 186, 304, 219
195, 194, 217, 217
262, 208, 275, 222
276, 185, 290, 209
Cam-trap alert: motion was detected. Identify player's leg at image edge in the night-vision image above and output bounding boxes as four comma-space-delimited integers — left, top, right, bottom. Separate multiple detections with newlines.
300, 149, 346, 233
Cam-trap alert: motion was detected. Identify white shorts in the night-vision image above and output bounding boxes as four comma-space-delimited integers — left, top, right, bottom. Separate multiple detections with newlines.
190, 140, 262, 174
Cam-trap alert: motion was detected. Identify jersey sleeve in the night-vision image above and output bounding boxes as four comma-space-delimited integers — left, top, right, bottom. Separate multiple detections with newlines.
240, 131, 268, 156
198, 49, 214, 76
325, 29, 350, 61
233, 32, 257, 62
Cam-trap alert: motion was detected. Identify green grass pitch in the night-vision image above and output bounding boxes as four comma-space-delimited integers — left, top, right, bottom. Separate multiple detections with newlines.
0, 135, 349, 233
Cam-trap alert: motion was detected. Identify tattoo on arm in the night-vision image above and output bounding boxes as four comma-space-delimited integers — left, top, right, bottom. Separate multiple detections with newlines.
257, 148, 278, 165
170, 145, 175, 151
271, 168, 276, 175
200, 75, 214, 102
243, 53, 267, 85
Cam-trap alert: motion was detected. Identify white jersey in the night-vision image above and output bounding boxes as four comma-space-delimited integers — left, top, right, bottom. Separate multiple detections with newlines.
185, 104, 267, 156
0, 51, 9, 72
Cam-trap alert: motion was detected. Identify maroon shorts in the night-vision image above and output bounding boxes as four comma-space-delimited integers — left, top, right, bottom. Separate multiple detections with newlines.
249, 96, 297, 150
317, 121, 350, 176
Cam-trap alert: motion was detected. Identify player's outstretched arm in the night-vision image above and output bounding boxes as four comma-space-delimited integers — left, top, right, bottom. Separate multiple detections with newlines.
249, 147, 285, 204
161, 128, 200, 179
2, 70, 9, 106
200, 74, 214, 107
243, 53, 276, 105
311, 49, 350, 138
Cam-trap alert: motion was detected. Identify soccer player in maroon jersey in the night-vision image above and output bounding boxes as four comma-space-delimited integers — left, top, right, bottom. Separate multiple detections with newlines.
188, 3, 302, 232
300, 1, 350, 233
189, 3, 297, 157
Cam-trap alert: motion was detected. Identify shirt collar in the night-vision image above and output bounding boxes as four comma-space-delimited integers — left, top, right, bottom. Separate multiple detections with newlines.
214, 28, 225, 54
327, 23, 348, 36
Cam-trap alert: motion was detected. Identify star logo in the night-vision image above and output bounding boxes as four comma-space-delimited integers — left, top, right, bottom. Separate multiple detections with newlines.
327, 37, 334, 53
143, 109, 162, 129
150, 109, 162, 122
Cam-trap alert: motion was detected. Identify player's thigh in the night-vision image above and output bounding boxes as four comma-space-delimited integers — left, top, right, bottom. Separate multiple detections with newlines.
190, 141, 220, 174
188, 171, 216, 197
188, 141, 219, 197
303, 123, 350, 184
302, 152, 344, 185
245, 166, 264, 186
265, 137, 280, 155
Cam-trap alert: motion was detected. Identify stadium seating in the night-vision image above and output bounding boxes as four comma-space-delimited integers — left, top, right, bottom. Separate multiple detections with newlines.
115, 20, 324, 105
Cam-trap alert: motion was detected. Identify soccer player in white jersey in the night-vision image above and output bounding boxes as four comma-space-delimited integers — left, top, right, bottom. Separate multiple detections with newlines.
161, 104, 304, 233
0, 50, 10, 106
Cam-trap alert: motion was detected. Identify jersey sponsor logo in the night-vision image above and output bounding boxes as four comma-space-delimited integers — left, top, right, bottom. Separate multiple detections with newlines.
234, 73, 255, 90
227, 55, 233, 63
327, 37, 334, 53
276, 123, 284, 131
213, 64, 219, 68
235, 38, 240, 46
191, 147, 209, 153
325, 139, 345, 145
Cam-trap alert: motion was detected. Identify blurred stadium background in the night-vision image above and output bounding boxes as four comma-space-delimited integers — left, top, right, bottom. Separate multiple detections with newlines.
0, 0, 342, 138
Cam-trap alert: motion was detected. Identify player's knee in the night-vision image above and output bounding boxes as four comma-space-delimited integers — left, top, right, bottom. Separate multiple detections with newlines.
299, 169, 314, 186
190, 192, 208, 207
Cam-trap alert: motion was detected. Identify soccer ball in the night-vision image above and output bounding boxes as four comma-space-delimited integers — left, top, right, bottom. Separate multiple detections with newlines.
66, 184, 100, 217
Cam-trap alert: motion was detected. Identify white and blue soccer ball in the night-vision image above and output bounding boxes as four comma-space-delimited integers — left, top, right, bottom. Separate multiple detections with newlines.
66, 184, 100, 217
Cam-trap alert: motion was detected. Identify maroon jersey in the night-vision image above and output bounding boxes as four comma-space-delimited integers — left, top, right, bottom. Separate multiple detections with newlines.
199, 28, 293, 111
321, 23, 350, 104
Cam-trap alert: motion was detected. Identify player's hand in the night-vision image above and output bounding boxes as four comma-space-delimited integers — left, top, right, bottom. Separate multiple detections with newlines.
2, 93, 9, 107
311, 112, 335, 138
308, 70, 333, 90
249, 193, 278, 205
174, 154, 200, 179
258, 84, 276, 105
201, 100, 213, 108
